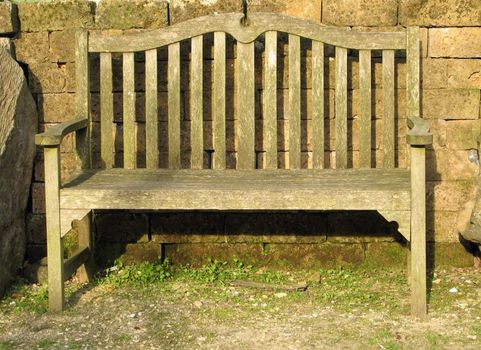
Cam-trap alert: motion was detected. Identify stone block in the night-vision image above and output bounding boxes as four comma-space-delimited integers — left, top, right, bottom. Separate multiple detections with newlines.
399, 0, 481, 27
49, 29, 76, 63
224, 212, 328, 243
95, 211, 149, 243
426, 181, 477, 212
429, 119, 447, 149
151, 212, 225, 243
447, 59, 481, 89
364, 242, 407, 268
429, 242, 474, 267
13, 32, 49, 64
427, 210, 459, 242
28, 62, 68, 93
26, 214, 46, 245
282, 0, 322, 22
164, 243, 264, 267
31, 182, 45, 215
427, 150, 479, 181
421, 59, 448, 89
422, 89, 479, 120
37, 93, 76, 123
322, 0, 397, 26
17, 0, 93, 32
95, 0, 168, 29
265, 242, 364, 269
95, 242, 162, 267
0, 1, 17, 34
446, 120, 481, 150
326, 211, 398, 243
0, 37, 12, 54
429, 28, 481, 58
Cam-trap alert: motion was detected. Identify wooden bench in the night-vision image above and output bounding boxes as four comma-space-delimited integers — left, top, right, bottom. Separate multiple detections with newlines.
35, 12, 432, 317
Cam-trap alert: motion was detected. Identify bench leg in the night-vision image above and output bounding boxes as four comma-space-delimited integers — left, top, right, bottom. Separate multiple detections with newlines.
410, 146, 427, 319
76, 212, 95, 283
44, 147, 64, 312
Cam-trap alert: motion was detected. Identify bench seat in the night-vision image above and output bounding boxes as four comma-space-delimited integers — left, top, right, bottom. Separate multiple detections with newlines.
61, 169, 410, 211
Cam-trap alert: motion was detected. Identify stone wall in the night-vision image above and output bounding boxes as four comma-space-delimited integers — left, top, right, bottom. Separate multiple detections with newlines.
2, 0, 480, 267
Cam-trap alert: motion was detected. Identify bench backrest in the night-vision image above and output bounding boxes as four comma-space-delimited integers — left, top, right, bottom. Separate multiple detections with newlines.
76, 13, 420, 170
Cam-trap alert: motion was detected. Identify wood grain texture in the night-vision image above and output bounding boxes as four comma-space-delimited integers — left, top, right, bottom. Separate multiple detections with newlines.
89, 13, 406, 52
382, 50, 395, 168
44, 147, 64, 312
406, 27, 420, 120
312, 40, 324, 169
75, 30, 90, 169
335, 47, 347, 169
410, 146, 427, 319
123, 52, 136, 169
35, 119, 88, 146
145, 49, 159, 169
263, 31, 278, 169
60, 169, 411, 211
289, 34, 301, 169
191, 35, 204, 169
213, 32, 226, 169
168, 43, 181, 169
236, 42, 255, 169
100, 52, 114, 168
359, 50, 372, 169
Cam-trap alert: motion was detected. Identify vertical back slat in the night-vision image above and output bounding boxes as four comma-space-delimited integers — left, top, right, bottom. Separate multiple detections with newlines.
75, 30, 90, 169
168, 43, 181, 169
263, 31, 278, 169
123, 52, 136, 169
359, 49, 372, 168
335, 47, 347, 169
382, 49, 395, 168
236, 42, 255, 169
191, 35, 204, 169
406, 28, 420, 120
288, 34, 301, 169
145, 49, 159, 169
100, 52, 114, 168
312, 40, 324, 169
213, 32, 226, 169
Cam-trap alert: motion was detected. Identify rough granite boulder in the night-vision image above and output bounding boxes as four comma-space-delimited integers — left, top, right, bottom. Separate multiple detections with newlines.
0, 47, 37, 297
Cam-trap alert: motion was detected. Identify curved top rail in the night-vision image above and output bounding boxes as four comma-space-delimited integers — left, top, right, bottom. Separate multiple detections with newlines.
88, 13, 407, 53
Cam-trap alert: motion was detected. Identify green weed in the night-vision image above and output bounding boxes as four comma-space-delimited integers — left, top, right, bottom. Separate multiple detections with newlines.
101, 260, 173, 288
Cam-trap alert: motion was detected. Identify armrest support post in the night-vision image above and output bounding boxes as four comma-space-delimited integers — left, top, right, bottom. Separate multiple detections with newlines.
44, 146, 65, 312
410, 145, 427, 319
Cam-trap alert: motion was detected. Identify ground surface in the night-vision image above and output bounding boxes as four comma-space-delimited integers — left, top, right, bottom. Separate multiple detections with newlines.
1, 262, 480, 349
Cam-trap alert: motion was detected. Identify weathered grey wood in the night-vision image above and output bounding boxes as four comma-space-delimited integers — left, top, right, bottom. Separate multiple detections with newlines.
410, 146, 427, 319
60, 169, 411, 211
406, 27, 420, 121
213, 32, 226, 170
75, 212, 95, 283
312, 40, 324, 169
382, 50, 395, 168
44, 147, 64, 312
123, 52, 136, 169
100, 52, 114, 168
168, 43, 181, 169
236, 42, 255, 169
191, 35, 204, 169
378, 210, 410, 241
89, 13, 406, 53
145, 49, 159, 169
359, 49, 371, 168
60, 209, 91, 237
263, 31, 277, 169
64, 245, 90, 281
335, 47, 347, 169
75, 30, 90, 169
407, 116, 432, 145
35, 118, 88, 146
289, 34, 301, 169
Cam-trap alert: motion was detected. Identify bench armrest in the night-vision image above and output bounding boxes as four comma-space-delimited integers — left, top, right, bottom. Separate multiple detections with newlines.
407, 116, 433, 146
35, 118, 88, 147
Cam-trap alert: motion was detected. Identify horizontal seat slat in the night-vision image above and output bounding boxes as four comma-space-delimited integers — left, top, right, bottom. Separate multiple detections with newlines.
60, 169, 410, 211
